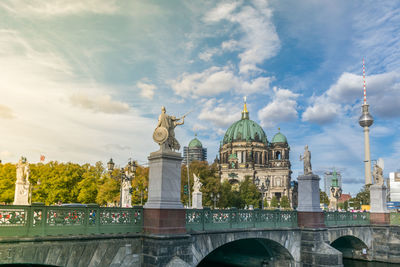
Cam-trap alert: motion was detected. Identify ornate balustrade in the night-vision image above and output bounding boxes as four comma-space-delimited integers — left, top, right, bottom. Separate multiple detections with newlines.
390, 213, 400, 226
324, 211, 370, 226
186, 208, 297, 232
0, 203, 143, 238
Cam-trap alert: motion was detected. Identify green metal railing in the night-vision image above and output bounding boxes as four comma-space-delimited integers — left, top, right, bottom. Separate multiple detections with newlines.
390, 213, 400, 226
324, 211, 370, 226
0, 203, 143, 237
186, 208, 297, 232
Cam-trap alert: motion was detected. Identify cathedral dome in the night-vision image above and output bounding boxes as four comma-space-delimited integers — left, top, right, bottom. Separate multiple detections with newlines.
271, 131, 287, 144
189, 137, 202, 148
222, 103, 267, 145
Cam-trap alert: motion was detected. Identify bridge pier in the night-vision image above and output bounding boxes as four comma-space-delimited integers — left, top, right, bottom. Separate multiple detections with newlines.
300, 229, 343, 267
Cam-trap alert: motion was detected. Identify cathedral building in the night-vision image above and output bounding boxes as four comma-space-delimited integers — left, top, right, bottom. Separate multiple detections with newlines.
219, 101, 293, 206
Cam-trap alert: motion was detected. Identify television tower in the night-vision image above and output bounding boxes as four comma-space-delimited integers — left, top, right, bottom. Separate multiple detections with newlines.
358, 58, 374, 185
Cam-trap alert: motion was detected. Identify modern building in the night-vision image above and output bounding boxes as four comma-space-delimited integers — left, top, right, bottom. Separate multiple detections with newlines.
389, 172, 400, 202
218, 100, 293, 206
324, 170, 342, 195
182, 135, 207, 165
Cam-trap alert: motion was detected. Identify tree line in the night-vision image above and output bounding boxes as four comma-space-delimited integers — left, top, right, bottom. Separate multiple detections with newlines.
0, 160, 292, 209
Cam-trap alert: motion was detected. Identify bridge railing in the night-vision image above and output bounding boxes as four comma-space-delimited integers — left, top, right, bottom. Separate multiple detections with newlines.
324, 211, 370, 226
186, 208, 297, 232
390, 213, 400, 226
0, 203, 143, 237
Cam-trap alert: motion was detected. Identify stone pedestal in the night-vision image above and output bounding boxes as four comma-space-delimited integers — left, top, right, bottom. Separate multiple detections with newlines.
121, 187, 132, 208
192, 192, 203, 209
297, 174, 325, 228
144, 148, 185, 234
370, 184, 389, 224
13, 182, 30, 205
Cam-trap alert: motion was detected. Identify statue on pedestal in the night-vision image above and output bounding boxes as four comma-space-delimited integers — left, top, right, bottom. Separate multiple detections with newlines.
192, 173, 203, 209
373, 158, 384, 186
300, 145, 312, 175
153, 106, 186, 151
193, 173, 202, 193
14, 157, 30, 205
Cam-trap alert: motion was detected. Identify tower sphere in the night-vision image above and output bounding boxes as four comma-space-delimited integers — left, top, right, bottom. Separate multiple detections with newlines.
358, 105, 374, 127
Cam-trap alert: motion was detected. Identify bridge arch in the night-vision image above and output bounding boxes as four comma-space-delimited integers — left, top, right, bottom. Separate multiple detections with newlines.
190, 229, 301, 266
197, 238, 294, 266
327, 226, 373, 261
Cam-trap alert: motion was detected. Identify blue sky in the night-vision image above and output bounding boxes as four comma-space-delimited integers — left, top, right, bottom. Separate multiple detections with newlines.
0, 1, 399, 195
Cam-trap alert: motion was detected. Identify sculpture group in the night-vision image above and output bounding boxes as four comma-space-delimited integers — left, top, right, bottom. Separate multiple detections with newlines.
153, 106, 186, 151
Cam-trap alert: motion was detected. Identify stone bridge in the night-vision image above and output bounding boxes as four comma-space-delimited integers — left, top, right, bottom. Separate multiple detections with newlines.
1, 205, 400, 266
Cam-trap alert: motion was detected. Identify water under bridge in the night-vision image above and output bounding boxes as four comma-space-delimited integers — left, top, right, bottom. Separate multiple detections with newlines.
1, 204, 400, 266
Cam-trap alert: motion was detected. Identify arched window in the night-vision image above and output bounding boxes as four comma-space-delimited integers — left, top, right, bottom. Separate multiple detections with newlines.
275, 151, 281, 160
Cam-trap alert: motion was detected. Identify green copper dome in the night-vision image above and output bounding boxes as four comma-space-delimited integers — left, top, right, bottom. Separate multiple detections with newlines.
189, 137, 202, 148
271, 132, 287, 143
223, 108, 268, 145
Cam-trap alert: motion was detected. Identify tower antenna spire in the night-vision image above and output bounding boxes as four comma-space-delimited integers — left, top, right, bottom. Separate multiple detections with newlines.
363, 57, 367, 105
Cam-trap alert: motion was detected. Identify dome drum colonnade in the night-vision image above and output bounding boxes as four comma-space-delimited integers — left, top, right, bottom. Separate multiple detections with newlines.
219, 101, 293, 206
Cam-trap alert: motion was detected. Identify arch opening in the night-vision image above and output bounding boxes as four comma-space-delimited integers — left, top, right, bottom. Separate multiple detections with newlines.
331, 235, 369, 261
197, 238, 294, 267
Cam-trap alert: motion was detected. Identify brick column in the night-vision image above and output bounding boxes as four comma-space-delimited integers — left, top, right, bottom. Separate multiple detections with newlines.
370, 184, 389, 225
143, 149, 186, 234
297, 174, 325, 228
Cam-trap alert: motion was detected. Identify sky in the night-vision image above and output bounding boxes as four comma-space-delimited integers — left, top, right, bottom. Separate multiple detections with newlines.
0, 0, 399, 195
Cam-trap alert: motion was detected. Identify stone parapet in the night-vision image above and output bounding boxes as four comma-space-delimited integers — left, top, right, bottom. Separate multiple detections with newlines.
298, 211, 325, 228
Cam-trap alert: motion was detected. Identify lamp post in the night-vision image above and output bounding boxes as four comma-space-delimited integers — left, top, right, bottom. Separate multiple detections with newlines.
255, 177, 270, 209
136, 186, 148, 205
210, 192, 220, 209
108, 158, 136, 207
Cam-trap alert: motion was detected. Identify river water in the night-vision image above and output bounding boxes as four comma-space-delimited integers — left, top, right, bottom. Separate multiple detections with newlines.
343, 259, 400, 266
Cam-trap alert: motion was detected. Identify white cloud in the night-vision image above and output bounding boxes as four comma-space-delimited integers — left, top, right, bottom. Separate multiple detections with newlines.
137, 81, 157, 100
168, 66, 239, 98
221, 39, 239, 51
198, 48, 219, 62
0, 105, 15, 119
0, 0, 118, 17
198, 98, 241, 128
204, 0, 280, 74
169, 66, 271, 98
258, 87, 299, 128
302, 71, 400, 124
69, 93, 130, 114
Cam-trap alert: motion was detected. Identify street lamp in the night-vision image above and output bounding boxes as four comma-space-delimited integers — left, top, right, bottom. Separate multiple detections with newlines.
210, 192, 220, 209
108, 158, 136, 207
255, 177, 269, 209
136, 186, 148, 205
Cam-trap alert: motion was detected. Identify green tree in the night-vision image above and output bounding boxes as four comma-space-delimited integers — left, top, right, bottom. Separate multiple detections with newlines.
0, 163, 16, 204
270, 196, 279, 208
132, 166, 149, 205
320, 190, 330, 206
96, 169, 121, 206
263, 198, 269, 209
280, 195, 290, 209
355, 185, 370, 205
77, 162, 104, 204
239, 177, 261, 209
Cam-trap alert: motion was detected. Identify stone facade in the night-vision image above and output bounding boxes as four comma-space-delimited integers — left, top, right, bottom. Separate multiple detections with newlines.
219, 102, 293, 206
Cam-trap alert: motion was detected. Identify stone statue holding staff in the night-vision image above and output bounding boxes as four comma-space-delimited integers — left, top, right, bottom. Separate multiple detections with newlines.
300, 145, 312, 175
153, 106, 191, 151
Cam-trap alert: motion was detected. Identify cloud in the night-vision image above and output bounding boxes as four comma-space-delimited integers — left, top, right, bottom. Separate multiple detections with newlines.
168, 66, 239, 98
69, 93, 130, 114
0, 105, 15, 119
169, 66, 271, 98
137, 80, 157, 100
198, 48, 219, 62
302, 71, 400, 124
198, 98, 241, 128
204, 0, 280, 74
0, 0, 118, 17
258, 87, 299, 128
